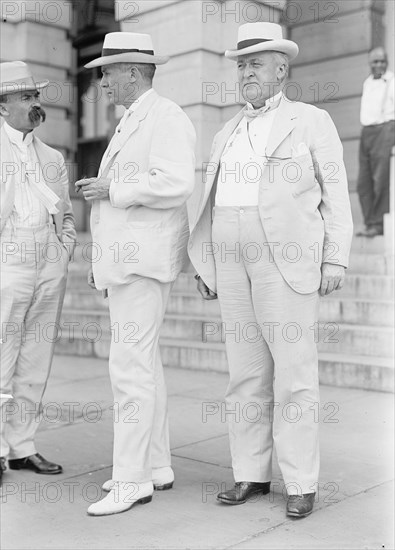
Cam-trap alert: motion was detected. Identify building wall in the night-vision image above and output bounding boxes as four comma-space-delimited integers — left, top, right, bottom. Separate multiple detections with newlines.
1, 1, 393, 230
115, 0, 286, 223
287, 0, 392, 227
0, 0, 76, 162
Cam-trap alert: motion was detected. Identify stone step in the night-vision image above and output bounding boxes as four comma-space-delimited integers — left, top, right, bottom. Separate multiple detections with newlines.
347, 253, 394, 275
165, 293, 394, 327
53, 335, 393, 393
66, 271, 395, 301
59, 309, 394, 359
62, 289, 394, 327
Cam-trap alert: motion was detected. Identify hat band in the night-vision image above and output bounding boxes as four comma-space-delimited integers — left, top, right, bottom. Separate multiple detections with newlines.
102, 48, 155, 56
237, 38, 273, 50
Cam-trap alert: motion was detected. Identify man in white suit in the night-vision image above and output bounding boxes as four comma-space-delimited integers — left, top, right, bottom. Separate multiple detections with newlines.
0, 61, 76, 485
77, 32, 196, 516
188, 23, 353, 518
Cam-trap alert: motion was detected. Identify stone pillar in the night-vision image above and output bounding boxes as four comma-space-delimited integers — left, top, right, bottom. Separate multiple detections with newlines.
115, 0, 285, 223
0, 1, 76, 160
286, 0, 387, 228
0, 1, 79, 220
384, 146, 395, 257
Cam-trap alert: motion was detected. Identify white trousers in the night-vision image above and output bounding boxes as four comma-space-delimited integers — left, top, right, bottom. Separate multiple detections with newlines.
107, 277, 172, 482
0, 224, 68, 458
212, 207, 320, 495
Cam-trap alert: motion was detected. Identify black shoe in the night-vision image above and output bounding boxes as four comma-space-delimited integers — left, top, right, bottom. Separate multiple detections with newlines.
0, 457, 6, 486
217, 481, 271, 505
8, 453, 63, 475
287, 493, 315, 518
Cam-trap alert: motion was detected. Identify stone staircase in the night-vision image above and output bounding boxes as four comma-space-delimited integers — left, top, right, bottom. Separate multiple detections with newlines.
57, 233, 394, 392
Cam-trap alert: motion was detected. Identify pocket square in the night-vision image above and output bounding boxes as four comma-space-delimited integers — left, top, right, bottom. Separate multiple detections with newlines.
291, 142, 310, 158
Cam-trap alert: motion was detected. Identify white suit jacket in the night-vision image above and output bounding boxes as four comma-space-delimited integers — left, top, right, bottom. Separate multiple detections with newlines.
188, 97, 353, 294
0, 124, 76, 250
91, 90, 196, 290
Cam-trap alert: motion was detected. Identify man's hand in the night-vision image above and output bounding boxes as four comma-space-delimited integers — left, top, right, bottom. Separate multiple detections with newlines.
320, 263, 345, 296
87, 267, 96, 290
196, 276, 217, 300
75, 176, 111, 201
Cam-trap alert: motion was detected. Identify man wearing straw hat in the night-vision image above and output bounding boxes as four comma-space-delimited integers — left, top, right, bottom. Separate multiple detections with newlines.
78, 32, 196, 516
189, 22, 353, 518
0, 61, 76, 485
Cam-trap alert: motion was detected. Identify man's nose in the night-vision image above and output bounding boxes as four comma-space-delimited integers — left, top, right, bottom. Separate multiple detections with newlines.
244, 65, 254, 78
100, 76, 107, 87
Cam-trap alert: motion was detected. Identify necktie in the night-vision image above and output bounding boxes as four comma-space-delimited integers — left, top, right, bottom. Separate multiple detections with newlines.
243, 96, 282, 122
25, 171, 60, 215
20, 141, 60, 215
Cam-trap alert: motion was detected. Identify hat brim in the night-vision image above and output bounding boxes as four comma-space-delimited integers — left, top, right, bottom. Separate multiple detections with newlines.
0, 80, 49, 95
225, 40, 299, 61
84, 52, 169, 69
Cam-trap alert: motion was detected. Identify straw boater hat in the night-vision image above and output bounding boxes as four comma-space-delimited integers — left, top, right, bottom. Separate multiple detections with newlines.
0, 61, 49, 95
225, 22, 299, 61
84, 32, 169, 69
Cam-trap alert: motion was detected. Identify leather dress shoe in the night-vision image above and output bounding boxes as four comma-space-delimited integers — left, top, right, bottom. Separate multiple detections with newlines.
217, 481, 271, 505
287, 492, 315, 518
88, 481, 153, 516
8, 453, 63, 475
0, 457, 6, 486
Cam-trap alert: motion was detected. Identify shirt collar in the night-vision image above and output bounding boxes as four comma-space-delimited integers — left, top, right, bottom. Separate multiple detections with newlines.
3, 122, 34, 146
246, 90, 283, 113
369, 70, 392, 82
126, 88, 154, 115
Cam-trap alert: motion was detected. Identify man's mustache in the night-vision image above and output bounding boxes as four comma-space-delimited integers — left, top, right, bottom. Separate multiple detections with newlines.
29, 106, 46, 123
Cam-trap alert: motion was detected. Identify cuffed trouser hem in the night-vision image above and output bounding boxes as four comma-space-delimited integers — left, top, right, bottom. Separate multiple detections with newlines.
7, 445, 36, 460
233, 470, 272, 483
112, 467, 151, 483
285, 482, 318, 496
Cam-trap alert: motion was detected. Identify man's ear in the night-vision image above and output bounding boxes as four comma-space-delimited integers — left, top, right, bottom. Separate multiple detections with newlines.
129, 66, 139, 82
276, 63, 287, 84
0, 103, 9, 117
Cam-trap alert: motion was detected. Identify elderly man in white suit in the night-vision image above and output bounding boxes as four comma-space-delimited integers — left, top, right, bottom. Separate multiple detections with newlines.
77, 32, 196, 516
0, 61, 76, 485
188, 23, 353, 518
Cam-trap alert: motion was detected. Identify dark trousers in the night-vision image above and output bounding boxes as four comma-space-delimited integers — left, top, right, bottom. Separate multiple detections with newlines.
357, 120, 395, 229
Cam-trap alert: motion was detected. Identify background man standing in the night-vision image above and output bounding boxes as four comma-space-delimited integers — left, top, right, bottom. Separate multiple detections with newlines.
188, 23, 353, 518
357, 47, 395, 237
77, 32, 196, 516
0, 61, 76, 485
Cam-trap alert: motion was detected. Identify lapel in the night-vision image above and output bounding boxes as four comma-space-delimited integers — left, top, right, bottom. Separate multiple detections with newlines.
195, 109, 244, 225
33, 136, 62, 196
100, 90, 160, 174
265, 98, 298, 157
0, 125, 16, 231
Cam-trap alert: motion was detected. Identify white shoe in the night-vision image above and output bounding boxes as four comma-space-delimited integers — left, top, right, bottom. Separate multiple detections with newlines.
87, 481, 153, 516
102, 467, 174, 493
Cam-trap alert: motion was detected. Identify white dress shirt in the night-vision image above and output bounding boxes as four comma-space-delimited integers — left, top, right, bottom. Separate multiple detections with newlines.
216, 92, 282, 206
3, 122, 49, 228
360, 70, 395, 126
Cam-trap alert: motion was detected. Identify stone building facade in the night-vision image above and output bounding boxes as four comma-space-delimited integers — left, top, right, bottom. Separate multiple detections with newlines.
0, 0, 394, 229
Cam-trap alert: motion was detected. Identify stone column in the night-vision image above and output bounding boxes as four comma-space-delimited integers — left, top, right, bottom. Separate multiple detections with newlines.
115, 0, 285, 222
0, 1, 76, 160
286, 0, 387, 228
0, 0, 79, 218
384, 146, 395, 257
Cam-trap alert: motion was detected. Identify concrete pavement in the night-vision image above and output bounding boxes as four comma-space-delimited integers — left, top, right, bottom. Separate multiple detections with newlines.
1, 355, 394, 550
